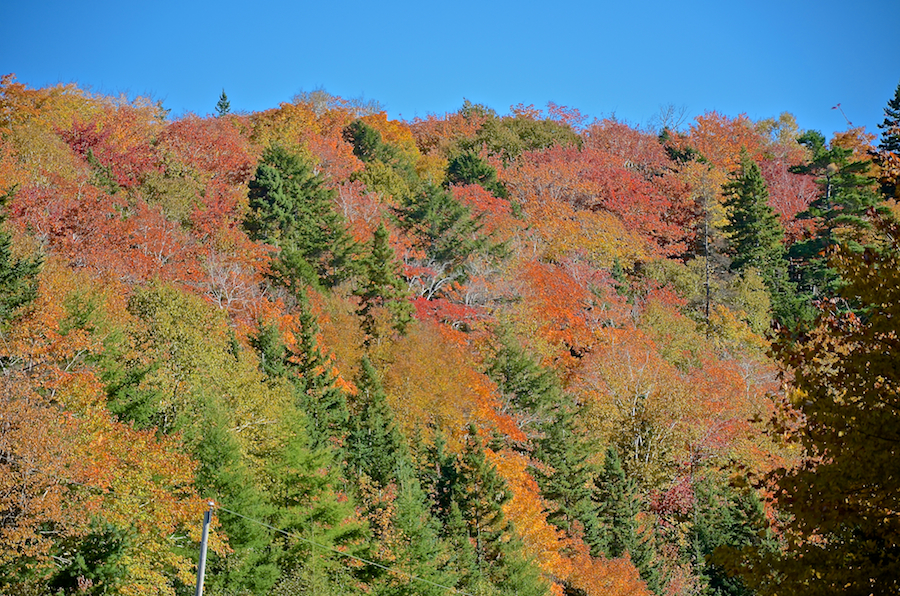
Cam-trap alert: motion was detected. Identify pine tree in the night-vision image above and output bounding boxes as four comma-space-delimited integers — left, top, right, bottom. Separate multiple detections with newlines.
723, 151, 802, 328
353, 224, 413, 344
344, 357, 407, 487
216, 89, 231, 117
878, 81, 900, 154
245, 145, 357, 290
532, 404, 602, 548
788, 130, 886, 301
691, 478, 775, 596
594, 445, 659, 592
0, 187, 40, 326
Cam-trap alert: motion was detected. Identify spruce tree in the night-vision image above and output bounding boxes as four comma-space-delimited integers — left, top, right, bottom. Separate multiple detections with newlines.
594, 445, 659, 592
457, 424, 512, 575
878, 81, 900, 154
353, 224, 413, 344
189, 395, 281, 595
245, 145, 356, 290
265, 404, 367, 590
487, 338, 601, 547
250, 296, 350, 452
344, 357, 407, 487
788, 130, 886, 301
216, 89, 231, 117
0, 187, 40, 326
877, 81, 900, 197
723, 151, 801, 328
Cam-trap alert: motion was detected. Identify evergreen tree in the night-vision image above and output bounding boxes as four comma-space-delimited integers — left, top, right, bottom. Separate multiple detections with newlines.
787, 130, 886, 301
0, 187, 40, 327
723, 151, 803, 328
594, 445, 659, 592
877, 81, 900, 198
486, 338, 601, 547
265, 404, 367, 591
344, 357, 407, 487
188, 395, 282, 595
446, 150, 508, 198
878, 81, 900, 154
245, 145, 356, 289
532, 404, 602, 549
216, 89, 231, 117
353, 224, 413, 344
457, 424, 512, 575
691, 478, 775, 596
723, 151, 785, 277
399, 183, 492, 270
250, 297, 350, 452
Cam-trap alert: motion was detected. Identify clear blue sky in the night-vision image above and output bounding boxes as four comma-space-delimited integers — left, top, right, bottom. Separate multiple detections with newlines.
2, 0, 898, 140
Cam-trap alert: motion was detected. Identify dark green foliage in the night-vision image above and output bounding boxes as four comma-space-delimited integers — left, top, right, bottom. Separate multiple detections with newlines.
345, 357, 407, 487
488, 337, 560, 423
457, 424, 512, 572
594, 446, 659, 591
353, 224, 413, 342
251, 298, 350, 452
878, 81, 900, 197
216, 89, 231, 117
188, 395, 282, 595
723, 151, 805, 329
692, 479, 775, 596
447, 150, 508, 198
344, 119, 396, 165
265, 405, 367, 585
787, 130, 886, 301
48, 522, 129, 596
878, 81, 900, 154
723, 152, 785, 275
245, 145, 356, 289
487, 338, 602, 546
0, 187, 40, 326
399, 183, 490, 267
532, 404, 602, 548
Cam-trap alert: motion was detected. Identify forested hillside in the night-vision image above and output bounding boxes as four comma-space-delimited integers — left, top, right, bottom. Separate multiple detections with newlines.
1, 75, 898, 596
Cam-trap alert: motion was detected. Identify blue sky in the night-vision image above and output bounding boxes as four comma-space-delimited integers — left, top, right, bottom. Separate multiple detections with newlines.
2, 0, 898, 140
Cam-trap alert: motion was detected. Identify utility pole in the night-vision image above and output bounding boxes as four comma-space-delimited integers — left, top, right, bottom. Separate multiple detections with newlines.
195, 501, 215, 596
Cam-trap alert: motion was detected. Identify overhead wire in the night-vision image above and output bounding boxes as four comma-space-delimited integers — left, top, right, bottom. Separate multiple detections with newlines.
216, 505, 474, 596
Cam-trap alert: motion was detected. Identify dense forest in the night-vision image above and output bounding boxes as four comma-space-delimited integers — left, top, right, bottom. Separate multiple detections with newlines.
0, 74, 898, 596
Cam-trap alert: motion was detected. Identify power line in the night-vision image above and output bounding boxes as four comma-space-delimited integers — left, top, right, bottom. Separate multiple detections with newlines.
216, 506, 474, 596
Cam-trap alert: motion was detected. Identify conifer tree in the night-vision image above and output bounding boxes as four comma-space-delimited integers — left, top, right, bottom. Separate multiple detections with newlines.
345, 357, 407, 487
0, 187, 40, 326
216, 89, 231, 117
189, 395, 281, 595
788, 130, 886, 301
878, 81, 900, 154
723, 151, 802, 328
487, 339, 601, 546
457, 424, 512, 574
265, 404, 367, 590
245, 145, 356, 290
250, 297, 350, 452
353, 224, 413, 344
594, 445, 659, 592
